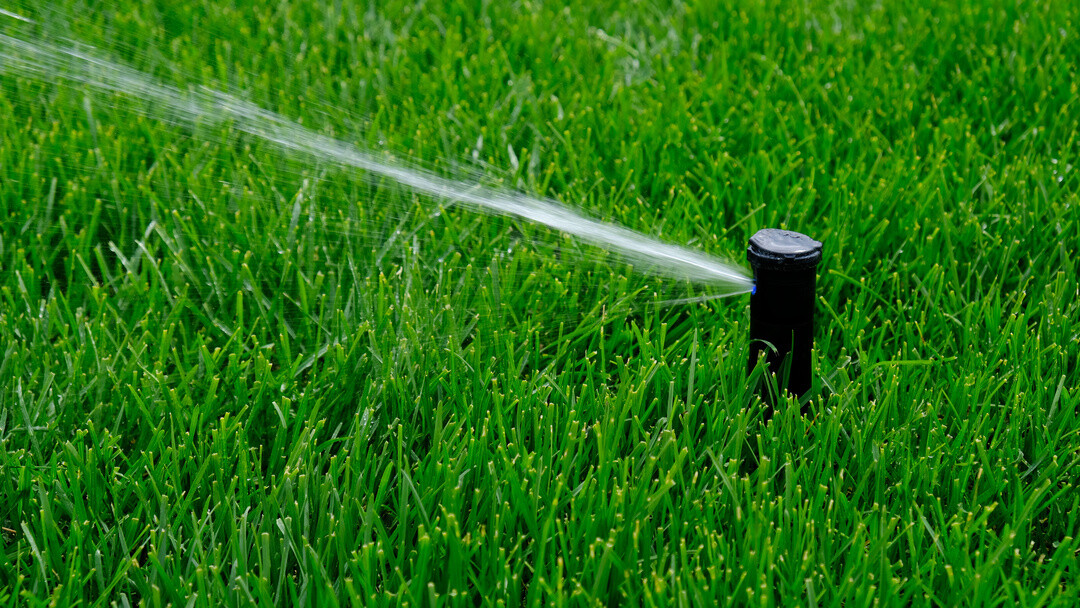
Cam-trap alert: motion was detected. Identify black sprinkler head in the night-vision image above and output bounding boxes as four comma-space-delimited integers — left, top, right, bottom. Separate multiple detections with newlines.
747, 229, 823, 400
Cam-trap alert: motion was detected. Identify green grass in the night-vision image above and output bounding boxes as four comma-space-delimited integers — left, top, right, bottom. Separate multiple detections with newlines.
2, 0, 1079, 605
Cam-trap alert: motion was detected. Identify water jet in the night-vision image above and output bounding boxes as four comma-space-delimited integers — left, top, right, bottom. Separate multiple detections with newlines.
0, 32, 754, 297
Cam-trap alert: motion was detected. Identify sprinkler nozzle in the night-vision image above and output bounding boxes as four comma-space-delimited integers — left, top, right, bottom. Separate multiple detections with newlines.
747, 229, 823, 400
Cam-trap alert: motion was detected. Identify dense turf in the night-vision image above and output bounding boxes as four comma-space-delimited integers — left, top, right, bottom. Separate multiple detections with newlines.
2, 0, 1079, 605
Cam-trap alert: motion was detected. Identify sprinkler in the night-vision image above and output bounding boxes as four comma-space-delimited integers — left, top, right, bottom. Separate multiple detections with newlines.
746, 229, 823, 399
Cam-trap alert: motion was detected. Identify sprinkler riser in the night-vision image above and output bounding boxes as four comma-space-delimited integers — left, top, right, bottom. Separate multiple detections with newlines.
746, 229, 823, 400
748, 267, 817, 396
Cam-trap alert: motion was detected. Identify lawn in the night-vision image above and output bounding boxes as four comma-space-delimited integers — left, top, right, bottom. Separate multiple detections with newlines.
1, 0, 1078, 605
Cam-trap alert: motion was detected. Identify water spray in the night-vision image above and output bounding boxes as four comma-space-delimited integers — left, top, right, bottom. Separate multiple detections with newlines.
0, 32, 753, 297
746, 229, 823, 399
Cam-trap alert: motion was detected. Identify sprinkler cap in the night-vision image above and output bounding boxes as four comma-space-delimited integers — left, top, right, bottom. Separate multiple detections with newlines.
747, 229, 823, 270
